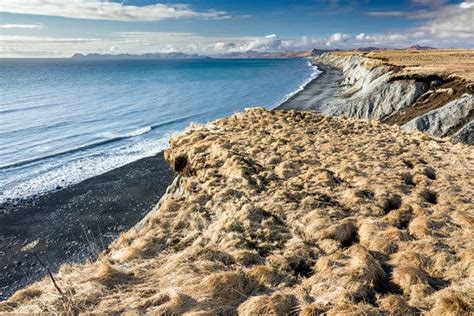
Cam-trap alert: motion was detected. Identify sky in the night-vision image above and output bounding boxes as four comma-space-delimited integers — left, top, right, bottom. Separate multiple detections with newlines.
0, 0, 473, 57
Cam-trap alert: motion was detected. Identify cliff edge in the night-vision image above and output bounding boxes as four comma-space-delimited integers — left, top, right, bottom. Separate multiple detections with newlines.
315, 50, 474, 144
2, 109, 472, 314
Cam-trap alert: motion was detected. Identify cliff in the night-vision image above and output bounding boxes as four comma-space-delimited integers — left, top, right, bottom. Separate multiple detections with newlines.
2, 109, 472, 314
315, 51, 474, 144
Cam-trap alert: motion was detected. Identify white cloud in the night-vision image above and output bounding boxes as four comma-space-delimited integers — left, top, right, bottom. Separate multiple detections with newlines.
0, 23, 44, 29
363, 1, 473, 47
367, 11, 407, 17
0, 0, 230, 21
460, 2, 474, 9
356, 33, 366, 40
410, 0, 447, 7
1, 0, 472, 57
0, 32, 324, 57
0, 35, 101, 43
417, 2, 474, 40
326, 33, 351, 46
328, 33, 351, 43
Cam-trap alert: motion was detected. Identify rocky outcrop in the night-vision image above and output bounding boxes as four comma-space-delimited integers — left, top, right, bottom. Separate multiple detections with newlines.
316, 54, 427, 120
316, 53, 474, 144
2, 109, 473, 314
403, 94, 473, 139
452, 120, 474, 144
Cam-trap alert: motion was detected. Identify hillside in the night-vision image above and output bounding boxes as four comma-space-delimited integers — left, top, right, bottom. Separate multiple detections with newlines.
2, 109, 472, 314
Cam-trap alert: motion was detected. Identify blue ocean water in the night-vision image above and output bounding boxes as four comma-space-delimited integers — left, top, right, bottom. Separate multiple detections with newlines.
0, 58, 318, 202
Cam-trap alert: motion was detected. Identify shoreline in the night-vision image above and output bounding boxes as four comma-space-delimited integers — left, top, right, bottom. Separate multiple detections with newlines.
0, 151, 174, 300
0, 57, 321, 211
277, 63, 343, 111
0, 58, 334, 300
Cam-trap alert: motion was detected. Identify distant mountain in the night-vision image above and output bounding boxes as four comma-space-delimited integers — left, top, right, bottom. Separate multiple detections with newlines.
405, 45, 435, 51
71, 52, 211, 60
354, 47, 383, 52
216, 50, 312, 59
71, 47, 435, 61
310, 48, 344, 56
71, 51, 314, 60
310, 46, 436, 56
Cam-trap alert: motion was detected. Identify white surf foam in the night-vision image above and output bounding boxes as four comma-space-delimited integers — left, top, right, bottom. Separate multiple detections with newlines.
0, 133, 172, 204
127, 126, 152, 137
275, 60, 322, 108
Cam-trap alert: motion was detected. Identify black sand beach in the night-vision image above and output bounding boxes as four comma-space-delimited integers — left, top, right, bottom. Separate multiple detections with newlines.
0, 152, 174, 300
278, 64, 342, 111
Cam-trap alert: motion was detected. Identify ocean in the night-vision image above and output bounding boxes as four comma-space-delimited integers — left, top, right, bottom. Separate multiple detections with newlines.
0, 58, 319, 203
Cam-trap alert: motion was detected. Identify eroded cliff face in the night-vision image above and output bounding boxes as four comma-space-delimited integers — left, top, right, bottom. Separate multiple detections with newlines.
3, 109, 472, 315
316, 53, 474, 144
403, 94, 474, 137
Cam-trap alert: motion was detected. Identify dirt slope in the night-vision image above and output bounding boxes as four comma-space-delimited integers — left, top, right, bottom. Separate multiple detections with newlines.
1, 109, 473, 314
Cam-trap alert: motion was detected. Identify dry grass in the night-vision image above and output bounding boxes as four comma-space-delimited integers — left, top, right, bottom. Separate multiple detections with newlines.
1, 108, 473, 314
332, 49, 474, 82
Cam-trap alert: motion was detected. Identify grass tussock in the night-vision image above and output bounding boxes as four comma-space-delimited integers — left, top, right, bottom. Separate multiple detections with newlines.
1, 108, 473, 314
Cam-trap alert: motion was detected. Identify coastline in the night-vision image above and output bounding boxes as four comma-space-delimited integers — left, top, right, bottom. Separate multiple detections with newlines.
0, 152, 174, 300
4, 108, 472, 313
0, 58, 335, 300
277, 63, 343, 111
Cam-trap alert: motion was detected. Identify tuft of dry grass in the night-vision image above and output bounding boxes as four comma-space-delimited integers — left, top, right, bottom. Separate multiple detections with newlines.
1, 108, 473, 314
238, 292, 297, 315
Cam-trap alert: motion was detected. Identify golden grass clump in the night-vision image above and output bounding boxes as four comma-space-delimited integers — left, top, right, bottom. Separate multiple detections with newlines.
2, 108, 473, 314
377, 294, 418, 315
426, 289, 473, 316
237, 292, 297, 315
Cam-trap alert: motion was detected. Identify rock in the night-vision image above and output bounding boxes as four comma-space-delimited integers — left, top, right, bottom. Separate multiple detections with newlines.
316, 54, 428, 121
316, 53, 472, 144
402, 94, 473, 137
430, 79, 443, 88
451, 120, 474, 145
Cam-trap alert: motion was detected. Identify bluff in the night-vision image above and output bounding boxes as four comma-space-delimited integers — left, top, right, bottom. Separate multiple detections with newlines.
2, 109, 472, 314
315, 51, 474, 144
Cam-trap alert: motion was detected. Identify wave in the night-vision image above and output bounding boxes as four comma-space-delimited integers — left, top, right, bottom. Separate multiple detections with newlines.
274, 60, 322, 108
98, 126, 153, 142
0, 135, 171, 204
0, 111, 207, 170
127, 126, 152, 137
0, 100, 60, 115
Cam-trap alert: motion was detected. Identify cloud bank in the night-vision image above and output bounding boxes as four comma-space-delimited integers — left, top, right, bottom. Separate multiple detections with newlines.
0, 1, 472, 57
0, 0, 230, 21
0, 23, 44, 29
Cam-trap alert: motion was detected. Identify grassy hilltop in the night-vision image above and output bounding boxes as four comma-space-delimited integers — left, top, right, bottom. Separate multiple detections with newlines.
2, 109, 472, 314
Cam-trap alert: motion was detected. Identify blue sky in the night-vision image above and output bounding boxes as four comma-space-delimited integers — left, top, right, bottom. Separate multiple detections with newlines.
0, 0, 473, 57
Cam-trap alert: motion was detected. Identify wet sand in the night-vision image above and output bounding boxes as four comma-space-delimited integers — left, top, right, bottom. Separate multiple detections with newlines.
278, 64, 343, 111
0, 152, 174, 300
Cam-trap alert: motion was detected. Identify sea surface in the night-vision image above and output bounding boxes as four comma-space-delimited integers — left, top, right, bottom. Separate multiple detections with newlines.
0, 58, 319, 203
